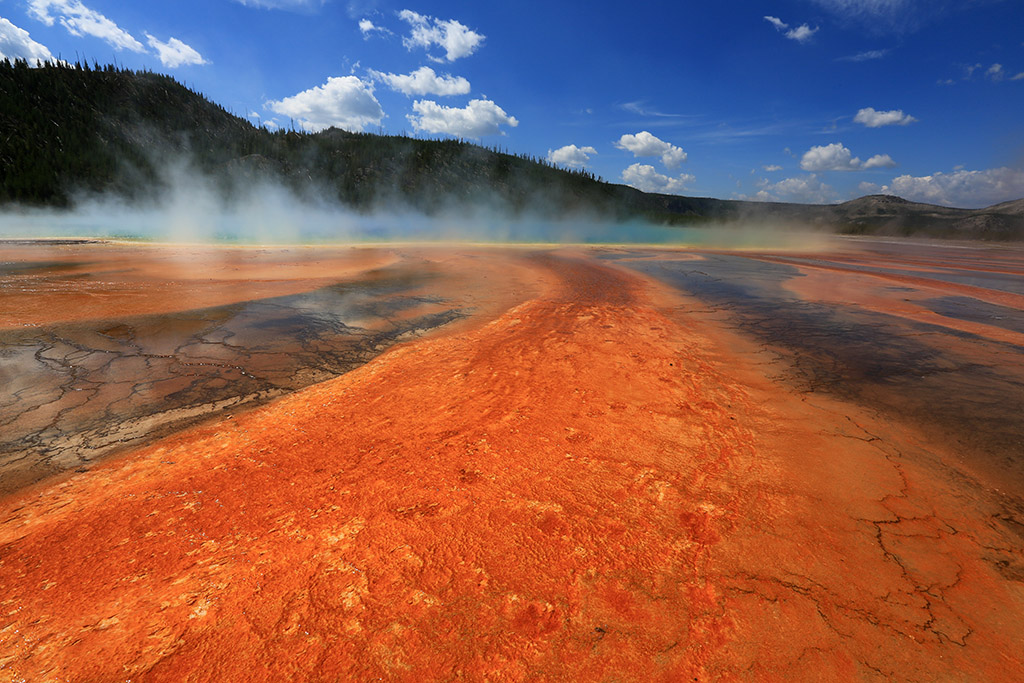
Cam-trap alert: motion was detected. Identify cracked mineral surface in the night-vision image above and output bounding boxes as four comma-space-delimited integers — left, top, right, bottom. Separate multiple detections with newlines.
0, 238, 1022, 681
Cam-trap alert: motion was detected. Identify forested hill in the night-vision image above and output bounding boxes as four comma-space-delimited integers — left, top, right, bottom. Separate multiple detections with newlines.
0, 59, 696, 221
1, 60, 1022, 239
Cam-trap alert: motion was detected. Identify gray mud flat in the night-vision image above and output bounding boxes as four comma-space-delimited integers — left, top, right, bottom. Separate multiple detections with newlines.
603, 244, 1024, 497
0, 267, 466, 496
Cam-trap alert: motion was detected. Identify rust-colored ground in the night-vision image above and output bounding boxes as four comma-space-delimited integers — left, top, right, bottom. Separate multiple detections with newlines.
0, 243, 403, 329
1, 244, 1023, 680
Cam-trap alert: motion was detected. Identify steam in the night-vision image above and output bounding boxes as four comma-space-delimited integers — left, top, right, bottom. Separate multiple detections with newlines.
0, 155, 832, 250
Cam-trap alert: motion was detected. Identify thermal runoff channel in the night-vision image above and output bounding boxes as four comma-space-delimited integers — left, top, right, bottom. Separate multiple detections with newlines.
1, 238, 1023, 680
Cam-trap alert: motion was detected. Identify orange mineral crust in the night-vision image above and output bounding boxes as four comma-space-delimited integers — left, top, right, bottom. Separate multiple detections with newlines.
1, 250, 1023, 680
0, 243, 404, 329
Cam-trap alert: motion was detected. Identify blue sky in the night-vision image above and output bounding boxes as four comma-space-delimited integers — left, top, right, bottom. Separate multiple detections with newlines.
2, 0, 1023, 208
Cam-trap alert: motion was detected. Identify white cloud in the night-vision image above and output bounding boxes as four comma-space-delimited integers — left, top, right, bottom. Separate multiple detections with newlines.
145, 34, 207, 68
880, 167, 1024, 208
858, 181, 882, 194
800, 142, 896, 171
614, 131, 687, 169
266, 76, 384, 132
621, 163, 694, 195
764, 15, 818, 43
810, 0, 912, 18
838, 48, 890, 62
749, 174, 837, 204
801, 143, 860, 171
408, 98, 517, 138
547, 144, 598, 168
399, 9, 483, 62
370, 66, 469, 96
358, 18, 391, 37
0, 16, 54, 63
987, 63, 1004, 82
806, 0, 926, 31
786, 24, 818, 42
231, 0, 323, 9
1012, 72, 1024, 81
763, 164, 783, 172
863, 154, 896, 169
27, 0, 145, 52
854, 107, 916, 127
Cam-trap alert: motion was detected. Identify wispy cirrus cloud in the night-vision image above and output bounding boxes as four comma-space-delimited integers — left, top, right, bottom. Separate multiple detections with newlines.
837, 48, 891, 62
764, 15, 819, 43
620, 101, 687, 118
805, 0, 968, 33
231, 0, 326, 10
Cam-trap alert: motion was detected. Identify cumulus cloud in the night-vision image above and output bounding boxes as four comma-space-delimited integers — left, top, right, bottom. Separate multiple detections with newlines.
408, 98, 517, 138
863, 154, 897, 169
880, 167, 1024, 208
621, 163, 694, 195
986, 63, 1004, 82
854, 107, 917, 127
800, 142, 896, 171
764, 15, 818, 43
0, 16, 54, 63
763, 164, 783, 172
145, 34, 207, 68
547, 144, 598, 168
266, 76, 384, 132
370, 66, 469, 96
800, 143, 860, 171
27, 0, 145, 52
614, 131, 687, 169
399, 9, 483, 62
749, 174, 837, 204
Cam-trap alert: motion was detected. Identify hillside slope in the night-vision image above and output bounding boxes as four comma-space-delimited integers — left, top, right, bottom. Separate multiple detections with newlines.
1, 60, 1022, 239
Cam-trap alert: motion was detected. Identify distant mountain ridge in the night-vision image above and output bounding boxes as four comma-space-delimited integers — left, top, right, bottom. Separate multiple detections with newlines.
1, 60, 1022, 240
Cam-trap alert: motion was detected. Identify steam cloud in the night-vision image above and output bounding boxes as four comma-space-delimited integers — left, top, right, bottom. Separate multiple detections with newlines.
0, 154, 826, 250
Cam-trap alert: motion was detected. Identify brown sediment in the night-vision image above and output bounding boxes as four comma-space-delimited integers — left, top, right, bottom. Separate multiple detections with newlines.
1, 247, 1022, 680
